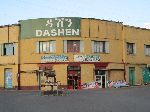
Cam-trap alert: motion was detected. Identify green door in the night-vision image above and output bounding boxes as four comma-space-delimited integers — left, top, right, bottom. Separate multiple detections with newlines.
129, 67, 135, 86
142, 67, 150, 84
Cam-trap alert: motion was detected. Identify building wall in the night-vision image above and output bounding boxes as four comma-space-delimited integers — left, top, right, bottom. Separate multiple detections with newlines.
124, 26, 150, 64
53, 64, 67, 85
18, 18, 124, 89
19, 19, 123, 64
124, 26, 150, 85
0, 65, 18, 89
81, 64, 95, 83
0, 25, 19, 89
109, 70, 124, 81
0, 18, 150, 89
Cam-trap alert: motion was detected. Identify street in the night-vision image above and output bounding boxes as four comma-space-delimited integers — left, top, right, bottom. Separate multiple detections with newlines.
0, 86, 150, 112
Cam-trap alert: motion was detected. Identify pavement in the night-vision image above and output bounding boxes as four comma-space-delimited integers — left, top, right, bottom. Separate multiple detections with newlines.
0, 85, 150, 112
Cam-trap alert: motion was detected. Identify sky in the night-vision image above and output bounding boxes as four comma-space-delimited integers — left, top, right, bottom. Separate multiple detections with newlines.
1, 0, 150, 28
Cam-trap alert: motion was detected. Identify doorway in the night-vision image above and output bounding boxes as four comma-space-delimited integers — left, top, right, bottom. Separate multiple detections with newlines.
95, 70, 106, 88
67, 66, 81, 89
4, 68, 13, 89
129, 67, 135, 86
142, 67, 150, 84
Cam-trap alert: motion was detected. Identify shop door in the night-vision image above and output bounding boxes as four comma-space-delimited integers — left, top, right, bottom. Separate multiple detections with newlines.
95, 70, 106, 88
142, 67, 150, 84
4, 68, 13, 89
129, 67, 135, 86
67, 66, 81, 89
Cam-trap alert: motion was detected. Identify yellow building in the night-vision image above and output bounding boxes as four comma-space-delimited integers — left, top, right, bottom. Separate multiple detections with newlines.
0, 17, 150, 90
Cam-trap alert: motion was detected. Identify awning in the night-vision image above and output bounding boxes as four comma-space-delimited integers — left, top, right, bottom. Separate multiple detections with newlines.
94, 62, 109, 70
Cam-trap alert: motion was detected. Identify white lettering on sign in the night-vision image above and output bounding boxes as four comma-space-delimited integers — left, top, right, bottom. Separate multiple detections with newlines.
66, 19, 72, 27
46, 19, 53, 27
36, 30, 42, 36
66, 29, 71, 35
41, 55, 68, 63
56, 18, 64, 27
58, 29, 65, 36
36, 29, 80, 37
43, 30, 50, 36
72, 29, 79, 35
35, 18, 79, 37
51, 29, 57, 36
74, 55, 100, 62
46, 18, 73, 28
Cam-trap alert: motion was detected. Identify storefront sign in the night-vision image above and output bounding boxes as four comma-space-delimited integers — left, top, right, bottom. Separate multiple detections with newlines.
20, 17, 81, 39
74, 55, 100, 62
41, 55, 68, 63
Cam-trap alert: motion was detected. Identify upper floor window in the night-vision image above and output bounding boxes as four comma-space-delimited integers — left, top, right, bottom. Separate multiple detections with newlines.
144, 45, 150, 56
63, 40, 84, 53
36, 40, 56, 53
91, 41, 109, 53
0, 43, 15, 56
127, 42, 136, 55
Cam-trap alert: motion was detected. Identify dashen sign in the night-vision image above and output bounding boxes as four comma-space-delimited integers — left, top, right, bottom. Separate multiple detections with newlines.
20, 17, 81, 39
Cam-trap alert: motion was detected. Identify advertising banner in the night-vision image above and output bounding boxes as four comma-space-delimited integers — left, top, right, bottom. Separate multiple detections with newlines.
41, 55, 68, 63
74, 55, 100, 62
20, 17, 81, 39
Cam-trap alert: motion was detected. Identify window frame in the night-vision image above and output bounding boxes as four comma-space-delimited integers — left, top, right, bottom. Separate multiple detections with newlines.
38, 40, 56, 53
92, 41, 109, 53
144, 44, 150, 56
67, 40, 80, 53
63, 40, 84, 53
1, 43, 15, 56
127, 42, 136, 55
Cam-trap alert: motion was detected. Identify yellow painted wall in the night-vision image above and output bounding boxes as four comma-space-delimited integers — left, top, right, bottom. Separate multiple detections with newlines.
0, 18, 150, 89
0, 25, 19, 65
81, 64, 95, 83
53, 64, 67, 85
19, 64, 38, 87
124, 26, 150, 64
20, 73, 38, 87
0, 65, 18, 88
125, 64, 143, 85
124, 26, 150, 85
109, 70, 124, 81
0, 25, 19, 88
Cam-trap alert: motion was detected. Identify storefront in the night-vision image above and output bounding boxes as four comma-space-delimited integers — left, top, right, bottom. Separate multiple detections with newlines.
1, 17, 150, 90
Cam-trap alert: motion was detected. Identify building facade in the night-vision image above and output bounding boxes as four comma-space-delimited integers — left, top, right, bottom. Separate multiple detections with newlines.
0, 17, 150, 90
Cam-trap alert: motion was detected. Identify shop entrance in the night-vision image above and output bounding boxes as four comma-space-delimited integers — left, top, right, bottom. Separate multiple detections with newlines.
4, 68, 13, 89
67, 66, 81, 89
142, 67, 150, 84
129, 67, 135, 86
95, 70, 106, 88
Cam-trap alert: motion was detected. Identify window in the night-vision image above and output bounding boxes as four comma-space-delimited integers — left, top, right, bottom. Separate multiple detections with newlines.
36, 40, 56, 53
127, 42, 136, 55
63, 40, 84, 53
0, 43, 15, 56
145, 45, 150, 56
91, 41, 109, 53
67, 40, 80, 52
